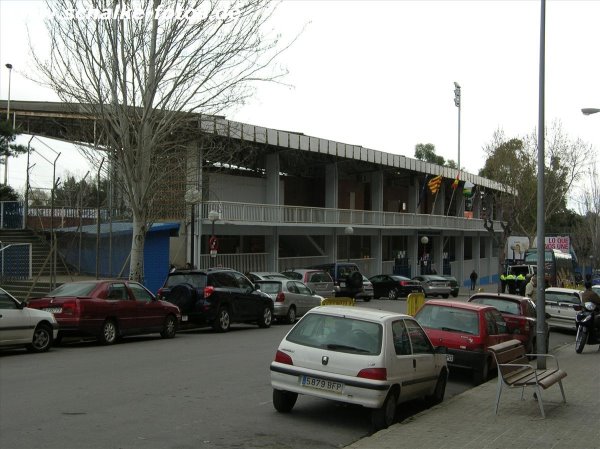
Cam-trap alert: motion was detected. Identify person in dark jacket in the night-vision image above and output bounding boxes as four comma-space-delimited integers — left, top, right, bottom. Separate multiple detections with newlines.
470, 270, 478, 291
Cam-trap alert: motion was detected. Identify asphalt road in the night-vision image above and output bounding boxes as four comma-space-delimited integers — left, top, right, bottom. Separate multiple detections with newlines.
0, 297, 573, 449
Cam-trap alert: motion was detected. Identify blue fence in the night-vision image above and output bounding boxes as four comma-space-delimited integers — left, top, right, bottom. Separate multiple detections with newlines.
0, 201, 24, 230
0, 243, 32, 280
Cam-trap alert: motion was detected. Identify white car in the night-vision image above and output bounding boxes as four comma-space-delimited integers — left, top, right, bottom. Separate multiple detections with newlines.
0, 287, 58, 352
269, 306, 448, 430
544, 287, 585, 330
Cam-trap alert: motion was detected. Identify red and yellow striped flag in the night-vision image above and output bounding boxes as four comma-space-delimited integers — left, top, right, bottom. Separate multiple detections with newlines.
427, 175, 442, 194
451, 173, 460, 190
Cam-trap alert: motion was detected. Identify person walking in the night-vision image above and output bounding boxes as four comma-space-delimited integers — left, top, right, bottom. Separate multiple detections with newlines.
525, 275, 537, 301
470, 270, 478, 291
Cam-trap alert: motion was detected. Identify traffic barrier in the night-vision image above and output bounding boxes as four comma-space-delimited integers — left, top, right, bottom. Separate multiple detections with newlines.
407, 292, 425, 316
321, 297, 355, 306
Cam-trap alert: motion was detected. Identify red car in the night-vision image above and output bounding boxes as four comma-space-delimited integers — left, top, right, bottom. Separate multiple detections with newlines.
414, 300, 512, 384
468, 292, 549, 353
27, 280, 181, 345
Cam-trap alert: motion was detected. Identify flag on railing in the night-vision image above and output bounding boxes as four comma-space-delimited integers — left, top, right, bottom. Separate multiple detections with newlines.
428, 175, 442, 194
451, 173, 460, 190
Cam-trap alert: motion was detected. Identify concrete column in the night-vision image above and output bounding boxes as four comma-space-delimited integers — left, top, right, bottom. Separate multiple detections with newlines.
325, 163, 338, 209
408, 176, 419, 213
409, 234, 419, 277
371, 231, 383, 275
433, 187, 445, 215
265, 153, 280, 205
371, 170, 384, 212
265, 227, 279, 271
456, 235, 465, 287
433, 235, 443, 275
473, 235, 481, 280
454, 189, 465, 217
486, 236, 494, 285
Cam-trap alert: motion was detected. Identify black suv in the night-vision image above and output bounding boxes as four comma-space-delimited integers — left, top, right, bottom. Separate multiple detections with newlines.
308, 263, 366, 300
157, 268, 274, 332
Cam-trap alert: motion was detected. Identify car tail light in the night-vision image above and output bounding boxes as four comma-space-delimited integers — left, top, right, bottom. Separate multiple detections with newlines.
274, 350, 293, 365
399, 281, 408, 286
357, 368, 387, 380
61, 300, 78, 316
276, 292, 285, 303
156, 288, 164, 299
204, 286, 215, 298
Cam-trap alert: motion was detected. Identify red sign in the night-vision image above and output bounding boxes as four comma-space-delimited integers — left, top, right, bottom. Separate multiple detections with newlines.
545, 236, 570, 253
209, 236, 219, 251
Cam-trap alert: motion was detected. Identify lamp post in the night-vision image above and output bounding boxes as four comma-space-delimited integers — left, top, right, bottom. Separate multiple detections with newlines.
344, 226, 354, 262
581, 108, 600, 115
208, 210, 220, 267
4, 63, 13, 185
184, 189, 202, 268
453, 81, 461, 170
421, 236, 429, 274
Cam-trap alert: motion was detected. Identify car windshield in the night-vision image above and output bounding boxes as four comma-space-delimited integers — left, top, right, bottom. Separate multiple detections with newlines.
471, 298, 520, 315
47, 282, 98, 297
545, 291, 580, 305
165, 273, 206, 289
254, 281, 282, 294
286, 313, 382, 355
416, 306, 479, 335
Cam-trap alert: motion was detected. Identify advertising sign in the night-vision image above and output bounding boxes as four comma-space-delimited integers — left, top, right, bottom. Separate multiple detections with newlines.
506, 236, 529, 261
545, 236, 570, 253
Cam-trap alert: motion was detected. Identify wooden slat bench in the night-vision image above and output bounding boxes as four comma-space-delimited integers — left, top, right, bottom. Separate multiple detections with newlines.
488, 339, 567, 418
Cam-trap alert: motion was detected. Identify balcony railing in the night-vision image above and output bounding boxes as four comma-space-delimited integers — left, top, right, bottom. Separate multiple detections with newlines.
201, 201, 491, 231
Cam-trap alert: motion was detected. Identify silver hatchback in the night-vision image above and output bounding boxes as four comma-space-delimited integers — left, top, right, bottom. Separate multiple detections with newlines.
280, 269, 336, 298
254, 279, 324, 324
412, 275, 452, 298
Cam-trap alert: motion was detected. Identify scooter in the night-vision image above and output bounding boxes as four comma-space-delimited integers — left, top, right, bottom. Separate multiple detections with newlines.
574, 302, 600, 353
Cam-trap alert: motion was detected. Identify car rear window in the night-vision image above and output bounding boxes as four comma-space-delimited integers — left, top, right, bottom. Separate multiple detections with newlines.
255, 281, 282, 294
471, 298, 520, 315
47, 282, 98, 297
282, 271, 303, 280
309, 272, 332, 283
416, 305, 479, 335
545, 291, 580, 305
286, 313, 382, 355
165, 273, 207, 289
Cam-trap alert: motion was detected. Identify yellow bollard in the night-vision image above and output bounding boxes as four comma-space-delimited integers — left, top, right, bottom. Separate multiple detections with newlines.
321, 297, 355, 306
407, 292, 426, 316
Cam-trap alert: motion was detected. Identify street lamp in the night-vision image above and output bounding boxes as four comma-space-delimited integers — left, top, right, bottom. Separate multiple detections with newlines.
4, 63, 13, 185
344, 226, 354, 262
453, 81, 461, 170
581, 108, 600, 115
208, 209, 220, 267
421, 236, 429, 274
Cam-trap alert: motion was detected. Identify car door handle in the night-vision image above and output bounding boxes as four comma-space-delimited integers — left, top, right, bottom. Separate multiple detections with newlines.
413, 359, 416, 369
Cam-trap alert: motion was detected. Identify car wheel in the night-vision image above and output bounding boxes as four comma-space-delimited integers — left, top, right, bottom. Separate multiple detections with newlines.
27, 324, 52, 353
273, 389, 298, 413
212, 307, 231, 332
258, 306, 273, 328
442, 294, 449, 298
347, 271, 364, 289
160, 314, 177, 339
285, 306, 296, 324
371, 390, 397, 430
426, 369, 447, 406
451, 291, 459, 298
362, 296, 371, 302
388, 288, 398, 300
473, 357, 490, 385
575, 326, 587, 354
99, 319, 118, 345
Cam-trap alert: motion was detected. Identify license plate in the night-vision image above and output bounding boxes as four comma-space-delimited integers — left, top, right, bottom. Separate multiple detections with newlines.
181, 315, 188, 322
446, 354, 454, 362
43, 307, 62, 314
301, 375, 344, 394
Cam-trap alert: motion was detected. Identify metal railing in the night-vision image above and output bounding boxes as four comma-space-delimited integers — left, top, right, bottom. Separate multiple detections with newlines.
0, 201, 25, 229
201, 201, 489, 231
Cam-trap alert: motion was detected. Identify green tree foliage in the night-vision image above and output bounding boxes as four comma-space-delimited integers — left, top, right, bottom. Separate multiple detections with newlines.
0, 184, 20, 201
414, 143, 445, 166
0, 120, 28, 164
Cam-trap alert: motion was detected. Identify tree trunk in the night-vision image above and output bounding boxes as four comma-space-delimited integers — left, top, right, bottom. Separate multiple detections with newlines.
130, 215, 147, 283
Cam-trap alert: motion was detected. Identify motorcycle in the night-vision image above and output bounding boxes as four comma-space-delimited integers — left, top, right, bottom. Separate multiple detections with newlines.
574, 302, 600, 353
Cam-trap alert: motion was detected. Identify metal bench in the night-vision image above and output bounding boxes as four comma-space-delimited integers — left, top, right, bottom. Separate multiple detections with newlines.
488, 339, 567, 418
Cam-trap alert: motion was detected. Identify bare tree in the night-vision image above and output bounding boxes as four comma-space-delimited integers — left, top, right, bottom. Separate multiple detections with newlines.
572, 160, 600, 272
31, 0, 292, 281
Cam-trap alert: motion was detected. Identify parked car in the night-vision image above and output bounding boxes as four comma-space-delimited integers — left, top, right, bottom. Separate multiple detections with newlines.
254, 279, 323, 323
27, 280, 180, 345
468, 292, 549, 353
0, 287, 58, 353
308, 262, 366, 300
415, 300, 512, 384
280, 269, 336, 298
369, 274, 424, 300
246, 272, 291, 282
157, 268, 273, 332
412, 275, 452, 298
441, 275, 460, 297
544, 287, 585, 331
355, 275, 374, 301
270, 306, 448, 430
592, 285, 600, 296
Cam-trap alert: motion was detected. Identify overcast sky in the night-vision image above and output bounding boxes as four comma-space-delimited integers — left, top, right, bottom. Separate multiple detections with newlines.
1, 0, 599, 197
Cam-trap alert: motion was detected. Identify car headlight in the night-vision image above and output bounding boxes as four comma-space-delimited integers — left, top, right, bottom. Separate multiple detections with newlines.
584, 302, 596, 311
